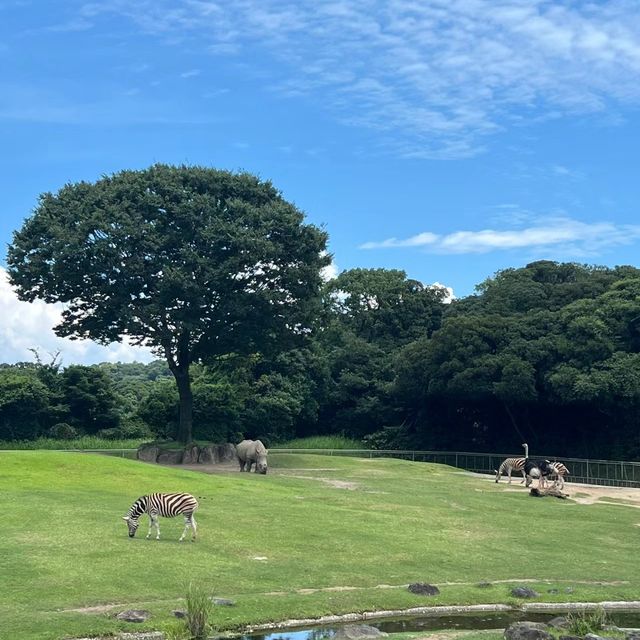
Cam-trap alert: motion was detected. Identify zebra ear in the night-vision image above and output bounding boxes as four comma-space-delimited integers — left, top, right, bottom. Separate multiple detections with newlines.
122, 516, 130, 521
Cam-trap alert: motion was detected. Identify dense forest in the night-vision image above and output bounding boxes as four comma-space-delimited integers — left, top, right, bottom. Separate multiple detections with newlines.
2, 261, 640, 460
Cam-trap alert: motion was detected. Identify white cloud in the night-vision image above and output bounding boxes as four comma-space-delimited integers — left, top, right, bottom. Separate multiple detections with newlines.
0, 268, 155, 366
430, 282, 455, 304
77, 0, 640, 158
320, 254, 338, 282
180, 69, 201, 78
360, 217, 640, 255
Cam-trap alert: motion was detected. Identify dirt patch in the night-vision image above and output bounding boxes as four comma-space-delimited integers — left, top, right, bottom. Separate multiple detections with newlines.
475, 472, 640, 508
281, 474, 359, 490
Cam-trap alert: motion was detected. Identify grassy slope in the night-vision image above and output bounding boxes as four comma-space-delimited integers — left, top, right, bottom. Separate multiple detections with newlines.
0, 452, 638, 640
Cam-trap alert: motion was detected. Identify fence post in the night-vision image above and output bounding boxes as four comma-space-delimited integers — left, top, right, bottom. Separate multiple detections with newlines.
586, 459, 590, 484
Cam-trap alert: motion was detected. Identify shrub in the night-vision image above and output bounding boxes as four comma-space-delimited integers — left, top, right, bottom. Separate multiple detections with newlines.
184, 582, 213, 640
48, 423, 78, 440
566, 607, 609, 635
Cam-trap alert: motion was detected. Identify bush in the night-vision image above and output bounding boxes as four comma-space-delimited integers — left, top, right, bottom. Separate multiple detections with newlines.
184, 582, 214, 640
48, 423, 78, 440
566, 607, 609, 635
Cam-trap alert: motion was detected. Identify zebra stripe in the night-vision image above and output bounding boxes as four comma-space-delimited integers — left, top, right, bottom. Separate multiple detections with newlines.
123, 492, 199, 542
495, 457, 526, 484
548, 462, 570, 489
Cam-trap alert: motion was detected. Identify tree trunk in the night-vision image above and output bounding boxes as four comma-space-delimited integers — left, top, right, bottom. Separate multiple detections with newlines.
173, 367, 193, 444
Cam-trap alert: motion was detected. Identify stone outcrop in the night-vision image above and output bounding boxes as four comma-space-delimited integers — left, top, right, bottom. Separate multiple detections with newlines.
137, 442, 238, 466
115, 610, 151, 623
408, 582, 440, 596
504, 622, 554, 640
510, 586, 539, 598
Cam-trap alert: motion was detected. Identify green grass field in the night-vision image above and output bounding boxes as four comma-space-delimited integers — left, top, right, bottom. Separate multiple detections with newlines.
1, 451, 639, 640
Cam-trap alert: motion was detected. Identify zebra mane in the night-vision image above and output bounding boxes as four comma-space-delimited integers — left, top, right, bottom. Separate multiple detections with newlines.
127, 495, 148, 518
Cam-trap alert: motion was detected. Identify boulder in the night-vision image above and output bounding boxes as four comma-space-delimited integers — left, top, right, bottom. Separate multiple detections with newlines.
182, 444, 200, 464
116, 609, 151, 623
137, 445, 159, 463
504, 622, 554, 640
477, 581, 493, 588
333, 625, 388, 640
156, 449, 184, 464
559, 636, 584, 640
198, 445, 215, 464
172, 609, 187, 619
547, 617, 569, 629
408, 582, 440, 596
511, 587, 539, 598
211, 597, 235, 606
625, 633, 640, 640
213, 443, 237, 463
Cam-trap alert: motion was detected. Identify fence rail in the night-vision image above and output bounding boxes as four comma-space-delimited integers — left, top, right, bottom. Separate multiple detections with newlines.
271, 448, 640, 488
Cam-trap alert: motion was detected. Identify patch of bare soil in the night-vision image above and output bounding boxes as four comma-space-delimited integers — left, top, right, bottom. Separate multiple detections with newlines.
474, 472, 640, 508
281, 474, 359, 490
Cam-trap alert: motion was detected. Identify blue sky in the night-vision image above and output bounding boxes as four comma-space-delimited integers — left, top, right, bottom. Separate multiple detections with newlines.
1, 0, 640, 363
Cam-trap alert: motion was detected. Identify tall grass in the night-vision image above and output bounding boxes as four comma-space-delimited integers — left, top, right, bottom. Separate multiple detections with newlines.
566, 607, 610, 635
185, 582, 214, 640
274, 435, 366, 450
0, 436, 147, 450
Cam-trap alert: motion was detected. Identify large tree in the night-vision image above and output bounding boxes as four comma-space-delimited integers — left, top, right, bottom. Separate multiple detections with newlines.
8, 164, 329, 442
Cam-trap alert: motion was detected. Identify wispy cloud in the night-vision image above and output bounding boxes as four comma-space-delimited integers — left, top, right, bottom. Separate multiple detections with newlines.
360, 217, 640, 256
77, 0, 640, 158
180, 69, 201, 78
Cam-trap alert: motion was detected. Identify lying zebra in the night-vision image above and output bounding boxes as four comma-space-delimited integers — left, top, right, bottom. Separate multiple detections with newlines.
122, 492, 199, 542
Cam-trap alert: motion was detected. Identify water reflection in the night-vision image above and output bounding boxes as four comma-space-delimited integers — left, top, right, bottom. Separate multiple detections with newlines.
242, 611, 640, 640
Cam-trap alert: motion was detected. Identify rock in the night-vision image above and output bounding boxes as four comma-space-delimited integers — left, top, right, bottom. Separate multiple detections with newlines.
156, 449, 184, 464
118, 634, 164, 640
182, 444, 200, 464
565, 587, 575, 594
116, 609, 151, 623
625, 633, 640, 640
477, 581, 493, 588
547, 616, 569, 629
559, 636, 583, 640
198, 445, 215, 464
172, 609, 187, 619
408, 582, 440, 596
547, 589, 559, 594
213, 443, 237, 463
584, 634, 613, 640
333, 625, 388, 640
137, 445, 159, 463
211, 597, 236, 606
504, 622, 554, 640
511, 587, 539, 598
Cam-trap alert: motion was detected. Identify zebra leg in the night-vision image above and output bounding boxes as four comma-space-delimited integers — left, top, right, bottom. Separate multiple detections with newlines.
519, 470, 526, 485
191, 515, 197, 542
507, 469, 512, 484
146, 516, 154, 539
179, 515, 192, 542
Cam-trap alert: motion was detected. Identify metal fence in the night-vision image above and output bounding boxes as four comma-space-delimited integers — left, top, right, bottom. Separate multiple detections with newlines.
271, 448, 640, 488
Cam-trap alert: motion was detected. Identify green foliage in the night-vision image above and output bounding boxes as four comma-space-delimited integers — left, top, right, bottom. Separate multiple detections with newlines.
276, 435, 365, 449
8, 164, 330, 443
566, 607, 610, 635
48, 423, 77, 440
0, 436, 145, 450
184, 582, 214, 640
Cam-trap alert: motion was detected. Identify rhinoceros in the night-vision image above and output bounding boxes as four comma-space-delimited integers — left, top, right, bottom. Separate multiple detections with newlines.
236, 439, 268, 474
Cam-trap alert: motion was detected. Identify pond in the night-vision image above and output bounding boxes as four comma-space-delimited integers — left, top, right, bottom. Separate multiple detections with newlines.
242, 610, 640, 640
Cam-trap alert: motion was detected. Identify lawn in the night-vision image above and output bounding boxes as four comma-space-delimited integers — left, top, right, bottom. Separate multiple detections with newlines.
0, 451, 638, 639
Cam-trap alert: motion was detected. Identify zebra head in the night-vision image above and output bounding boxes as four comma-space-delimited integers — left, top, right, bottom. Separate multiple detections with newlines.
122, 515, 140, 538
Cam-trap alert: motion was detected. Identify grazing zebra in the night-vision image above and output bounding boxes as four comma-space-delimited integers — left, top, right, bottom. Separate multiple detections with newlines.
122, 493, 199, 542
547, 462, 570, 489
495, 457, 526, 484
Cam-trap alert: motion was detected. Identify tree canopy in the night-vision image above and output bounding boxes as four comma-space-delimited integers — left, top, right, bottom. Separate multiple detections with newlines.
7, 164, 329, 442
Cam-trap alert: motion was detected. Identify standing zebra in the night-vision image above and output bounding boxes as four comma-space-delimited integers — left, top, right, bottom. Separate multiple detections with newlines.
122, 493, 199, 542
495, 457, 526, 484
547, 462, 570, 489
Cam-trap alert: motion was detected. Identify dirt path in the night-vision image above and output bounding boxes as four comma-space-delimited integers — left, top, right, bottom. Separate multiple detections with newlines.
474, 472, 640, 507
